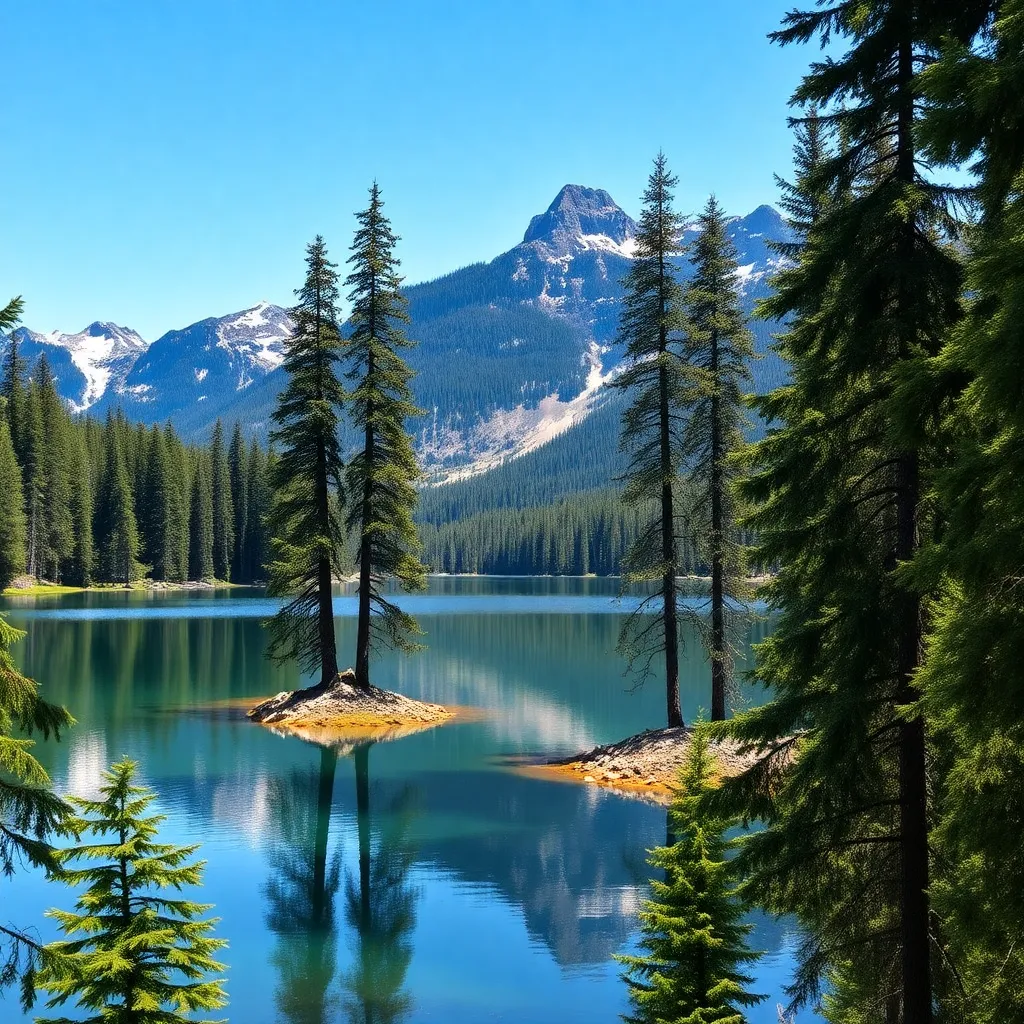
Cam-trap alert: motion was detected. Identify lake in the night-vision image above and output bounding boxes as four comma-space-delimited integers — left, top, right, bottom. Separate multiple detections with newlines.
3, 577, 811, 1023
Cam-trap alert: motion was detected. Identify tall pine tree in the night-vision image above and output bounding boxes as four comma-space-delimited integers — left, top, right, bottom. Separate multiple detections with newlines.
681, 197, 755, 722
913, 5, 1024, 1019
188, 452, 215, 583
714, 2, 980, 1016
228, 423, 248, 583
96, 420, 141, 587
209, 420, 234, 582
1, 299, 27, 466
265, 237, 347, 685
343, 183, 426, 690
612, 154, 688, 728
0, 418, 26, 590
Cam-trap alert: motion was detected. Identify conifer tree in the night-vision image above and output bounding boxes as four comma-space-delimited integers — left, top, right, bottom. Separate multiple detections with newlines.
34, 757, 228, 1024
618, 725, 763, 1023
1, 298, 27, 464
612, 154, 688, 728
228, 423, 248, 583
715, 4, 977, 1017
243, 439, 270, 584
96, 424, 141, 587
681, 197, 754, 722
343, 183, 427, 689
0, 418, 26, 590
64, 432, 93, 588
209, 420, 234, 582
140, 425, 169, 578
22, 378, 44, 578
265, 237, 347, 685
188, 453, 215, 583
913, 6, 1024, 1019
34, 356, 74, 582
163, 425, 190, 584
0, 615, 72, 1001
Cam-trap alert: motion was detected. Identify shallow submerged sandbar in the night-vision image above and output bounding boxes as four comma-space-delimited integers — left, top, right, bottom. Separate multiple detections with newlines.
518, 726, 772, 805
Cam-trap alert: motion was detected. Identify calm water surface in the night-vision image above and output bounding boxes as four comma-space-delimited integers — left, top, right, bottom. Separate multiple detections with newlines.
4, 578, 812, 1023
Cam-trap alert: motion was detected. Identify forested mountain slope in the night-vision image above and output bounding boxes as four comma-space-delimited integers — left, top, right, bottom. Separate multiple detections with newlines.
6, 185, 790, 491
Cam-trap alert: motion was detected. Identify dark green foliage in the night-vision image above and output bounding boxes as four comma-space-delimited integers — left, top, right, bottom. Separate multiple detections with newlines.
228, 423, 248, 583
0, 615, 72, 1004
0, 418, 26, 589
95, 418, 142, 586
681, 197, 755, 721
343, 184, 426, 687
715, 2, 974, 1016
913, 5, 1024, 1020
265, 236, 347, 684
209, 420, 234, 581
617, 725, 763, 1024
35, 757, 228, 1024
64, 431, 94, 588
242, 440, 270, 584
22, 378, 44, 577
188, 453, 215, 583
1, 298, 27, 467
140, 425, 170, 578
162, 425, 190, 584
612, 154, 688, 727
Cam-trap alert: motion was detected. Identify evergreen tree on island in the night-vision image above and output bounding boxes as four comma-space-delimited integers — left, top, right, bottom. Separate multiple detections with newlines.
265, 236, 347, 686
612, 153, 688, 728
343, 183, 426, 690
618, 724, 763, 1023
35, 758, 228, 1024
681, 197, 754, 722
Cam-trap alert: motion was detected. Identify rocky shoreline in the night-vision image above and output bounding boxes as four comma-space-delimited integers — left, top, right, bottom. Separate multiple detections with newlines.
526, 726, 771, 805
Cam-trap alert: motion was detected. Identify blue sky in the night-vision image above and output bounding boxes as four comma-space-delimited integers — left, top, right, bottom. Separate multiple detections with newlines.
3, 0, 812, 339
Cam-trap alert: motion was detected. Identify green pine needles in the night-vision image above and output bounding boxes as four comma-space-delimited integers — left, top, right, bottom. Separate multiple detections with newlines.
343, 183, 427, 689
681, 197, 754, 722
265, 236, 348, 686
613, 153, 690, 728
618, 725, 763, 1024
0, 615, 72, 1002
35, 757, 228, 1024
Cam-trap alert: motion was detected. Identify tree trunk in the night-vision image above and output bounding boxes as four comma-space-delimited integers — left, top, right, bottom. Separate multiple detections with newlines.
660, 363, 682, 729
894, 21, 931, 1021
710, 328, 726, 721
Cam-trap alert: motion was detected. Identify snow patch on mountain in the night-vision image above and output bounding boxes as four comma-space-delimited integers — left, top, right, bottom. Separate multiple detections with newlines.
215, 301, 291, 382
423, 341, 611, 485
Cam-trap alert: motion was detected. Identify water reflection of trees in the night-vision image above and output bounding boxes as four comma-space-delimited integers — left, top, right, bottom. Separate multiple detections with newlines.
264, 747, 343, 1024
342, 743, 418, 1024
263, 741, 419, 1024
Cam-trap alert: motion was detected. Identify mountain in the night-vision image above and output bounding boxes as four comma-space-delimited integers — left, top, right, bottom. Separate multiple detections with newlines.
5, 321, 149, 412
91, 301, 292, 432
8, 186, 792, 488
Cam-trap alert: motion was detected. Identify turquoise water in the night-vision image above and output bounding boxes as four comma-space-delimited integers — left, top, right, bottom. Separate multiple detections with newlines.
3, 578, 807, 1023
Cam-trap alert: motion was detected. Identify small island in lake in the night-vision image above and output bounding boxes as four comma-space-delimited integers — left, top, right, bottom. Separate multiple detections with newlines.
248, 668, 454, 743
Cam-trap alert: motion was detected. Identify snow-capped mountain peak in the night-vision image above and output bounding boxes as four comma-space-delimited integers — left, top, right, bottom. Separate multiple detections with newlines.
214, 301, 292, 375
8, 320, 149, 411
522, 185, 637, 260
